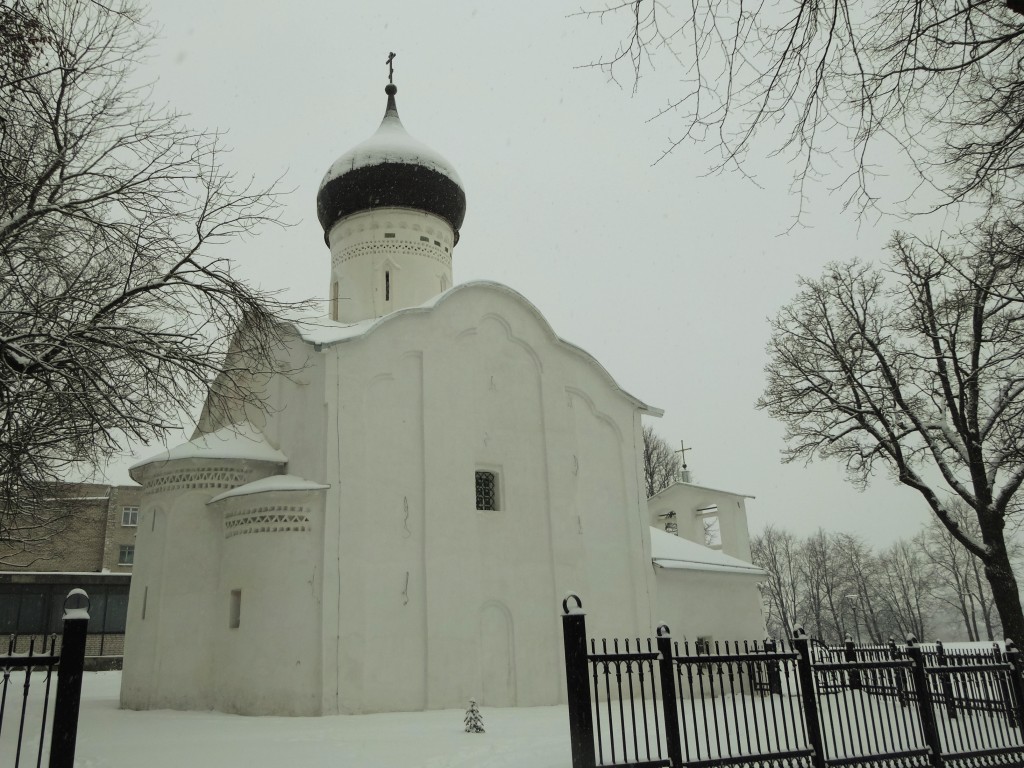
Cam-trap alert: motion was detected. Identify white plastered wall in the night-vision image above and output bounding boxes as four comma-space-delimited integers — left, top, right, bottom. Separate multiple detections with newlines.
648, 484, 754, 561
327, 208, 454, 322
209, 487, 325, 715
269, 283, 658, 713
653, 567, 767, 643
120, 457, 283, 712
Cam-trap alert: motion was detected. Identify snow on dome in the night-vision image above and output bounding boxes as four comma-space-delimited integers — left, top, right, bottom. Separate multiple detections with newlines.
130, 423, 287, 475
649, 527, 766, 576
316, 85, 467, 241
207, 474, 329, 504
319, 96, 463, 189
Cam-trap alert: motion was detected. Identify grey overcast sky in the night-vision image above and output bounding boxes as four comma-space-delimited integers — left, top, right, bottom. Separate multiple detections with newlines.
105, 0, 948, 544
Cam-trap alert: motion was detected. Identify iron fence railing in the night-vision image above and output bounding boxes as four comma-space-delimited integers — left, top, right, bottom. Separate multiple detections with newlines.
0, 590, 89, 768
561, 595, 1024, 768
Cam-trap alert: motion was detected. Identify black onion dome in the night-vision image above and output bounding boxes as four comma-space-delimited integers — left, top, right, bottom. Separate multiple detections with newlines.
316, 85, 466, 242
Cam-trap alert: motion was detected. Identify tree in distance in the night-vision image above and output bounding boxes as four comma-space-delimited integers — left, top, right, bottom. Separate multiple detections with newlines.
757, 219, 1024, 643
574, 0, 1024, 215
0, 0, 305, 544
643, 423, 682, 497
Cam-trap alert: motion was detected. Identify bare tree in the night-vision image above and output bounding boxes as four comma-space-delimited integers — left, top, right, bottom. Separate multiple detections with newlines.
642, 423, 681, 497
919, 507, 1002, 641
751, 525, 803, 639
0, 0, 305, 540
875, 540, 933, 641
799, 530, 861, 642
833, 533, 886, 643
758, 221, 1024, 642
574, 0, 1024, 216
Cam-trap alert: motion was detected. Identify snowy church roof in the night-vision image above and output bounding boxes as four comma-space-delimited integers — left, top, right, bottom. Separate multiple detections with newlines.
290, 281, 663, 415
129, 424, 288, 477
316, 84, 466, 242
208, 474, 329, 504
649, 527, 765, 576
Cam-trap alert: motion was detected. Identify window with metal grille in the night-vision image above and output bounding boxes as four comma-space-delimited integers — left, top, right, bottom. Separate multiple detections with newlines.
118, 544, 134, 566
121, 506, 139, 526
475, 471, 498, 511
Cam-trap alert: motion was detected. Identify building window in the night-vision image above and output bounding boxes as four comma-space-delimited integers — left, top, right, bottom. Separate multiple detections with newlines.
229, 589, 241, 629
385, 270, 391, 301
118, 545, 134, 566
121, 506, 139, 527
475, 471, 499, 511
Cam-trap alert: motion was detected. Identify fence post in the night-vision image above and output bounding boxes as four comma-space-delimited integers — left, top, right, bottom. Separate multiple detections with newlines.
655, 625, 684, 768
792, 628, 827, 768
49, 589, 90, 768
845, 635, 862, 690
905, 637, 943, 768
1005, 641, 1024, 732
935, 640, 957, 720
764, 638, 783, 695
890, 636, 908, 707
561, 594, 596, 768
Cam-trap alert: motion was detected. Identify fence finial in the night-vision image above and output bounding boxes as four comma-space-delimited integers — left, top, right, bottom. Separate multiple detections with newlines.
63, 588, 90, 615
562, 592, 583, 615
656, 624, 671, 637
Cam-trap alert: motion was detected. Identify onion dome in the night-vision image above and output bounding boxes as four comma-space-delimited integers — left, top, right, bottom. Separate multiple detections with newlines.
316, 84, 467, 243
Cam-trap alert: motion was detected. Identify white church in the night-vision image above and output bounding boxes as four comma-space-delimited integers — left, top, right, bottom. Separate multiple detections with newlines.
120, 82, 766, 716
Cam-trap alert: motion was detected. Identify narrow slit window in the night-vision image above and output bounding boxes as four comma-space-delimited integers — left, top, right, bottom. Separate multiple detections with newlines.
420, 235, 429, 242
229, 589, 241, 629
141, 586, 148, 620
385, 270, 391, 301
384, 232, 396, 238
475, 471, 498, 511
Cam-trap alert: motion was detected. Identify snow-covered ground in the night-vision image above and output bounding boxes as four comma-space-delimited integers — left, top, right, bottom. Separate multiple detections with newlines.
4, 672, 572, 768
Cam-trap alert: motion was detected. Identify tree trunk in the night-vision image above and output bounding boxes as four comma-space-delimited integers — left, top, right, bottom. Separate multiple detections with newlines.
972, 559, 998, 640
984, 550, 1024, 645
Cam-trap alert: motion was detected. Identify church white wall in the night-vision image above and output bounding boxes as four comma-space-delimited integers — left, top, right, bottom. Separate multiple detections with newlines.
269, 283, 657, 714
209, 488, 325, 715
653, 567, 766, 642
327, 208, 454, 322
120, 458, 283, 712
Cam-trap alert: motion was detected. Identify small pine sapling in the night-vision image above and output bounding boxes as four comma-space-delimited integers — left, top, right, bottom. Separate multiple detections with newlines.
464, 698, 485, 733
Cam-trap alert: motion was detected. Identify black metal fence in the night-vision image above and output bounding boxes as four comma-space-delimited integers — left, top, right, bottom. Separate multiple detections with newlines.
561, 595, 1024, 768
0, 590, 89, 768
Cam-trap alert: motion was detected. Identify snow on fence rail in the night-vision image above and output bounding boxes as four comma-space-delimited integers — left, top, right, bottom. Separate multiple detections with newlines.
561, 595, 1024, 768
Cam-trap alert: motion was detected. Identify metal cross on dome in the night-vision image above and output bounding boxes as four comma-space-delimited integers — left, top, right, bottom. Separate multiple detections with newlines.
386, 52, 396, 84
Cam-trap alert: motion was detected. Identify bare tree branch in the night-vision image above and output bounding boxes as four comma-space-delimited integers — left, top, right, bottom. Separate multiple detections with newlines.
575, 0, 1024, 217
0, 0, 312, 541
757, 219, 1024, 642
